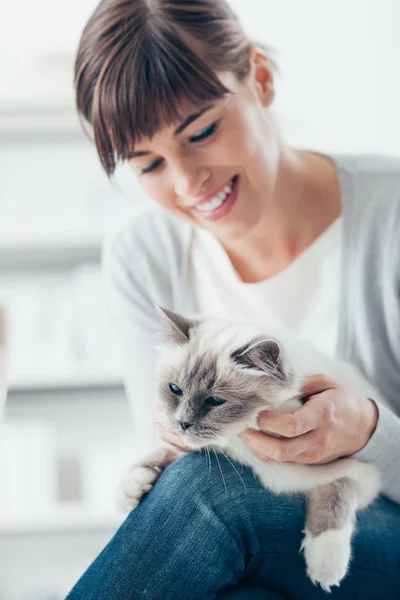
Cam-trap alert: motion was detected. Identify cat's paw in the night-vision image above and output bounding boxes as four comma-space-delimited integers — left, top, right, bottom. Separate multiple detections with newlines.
116, 465, 160, 514
301, 527, 351, 592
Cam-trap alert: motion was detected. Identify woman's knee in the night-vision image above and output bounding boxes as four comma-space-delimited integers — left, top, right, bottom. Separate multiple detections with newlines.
152, 450, 262, 512
149, 450, 306, 557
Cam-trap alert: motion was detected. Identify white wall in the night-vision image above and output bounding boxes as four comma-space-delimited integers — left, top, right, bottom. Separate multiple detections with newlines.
2, 0, 399, 153
230, 0, 400, 155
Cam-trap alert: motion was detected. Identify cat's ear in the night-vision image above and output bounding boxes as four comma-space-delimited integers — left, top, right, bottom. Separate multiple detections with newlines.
157, 306, 199, 345
231, 337, 286, 380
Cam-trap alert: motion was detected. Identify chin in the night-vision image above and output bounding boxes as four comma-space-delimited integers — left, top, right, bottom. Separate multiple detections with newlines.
184, 437, 212, 450
210, 212, 262, 242
184, 424, 248, 450
182, 431, 223, 449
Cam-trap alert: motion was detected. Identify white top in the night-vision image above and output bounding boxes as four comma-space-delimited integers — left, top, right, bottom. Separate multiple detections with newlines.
189, 217, 342, 357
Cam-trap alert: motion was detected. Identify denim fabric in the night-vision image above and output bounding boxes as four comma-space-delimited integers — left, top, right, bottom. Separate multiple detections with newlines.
66, 452, 400, 599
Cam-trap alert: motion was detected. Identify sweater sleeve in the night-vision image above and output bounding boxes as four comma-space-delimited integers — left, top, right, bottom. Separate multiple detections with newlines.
353, 192, 400, 505
353, 400, 400, 505
101, 227, 170, 458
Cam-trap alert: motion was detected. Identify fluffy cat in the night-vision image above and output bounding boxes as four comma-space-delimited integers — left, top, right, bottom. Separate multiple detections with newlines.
118, 308, 382, 592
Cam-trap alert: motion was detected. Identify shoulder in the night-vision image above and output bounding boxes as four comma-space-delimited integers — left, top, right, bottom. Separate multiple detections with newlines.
334, 153, 400, 273
333, 153, 400, 236
334, 153, 400, 209
101, 207, 196, 312
334, 153, 400, 178
103, 207, 193, 274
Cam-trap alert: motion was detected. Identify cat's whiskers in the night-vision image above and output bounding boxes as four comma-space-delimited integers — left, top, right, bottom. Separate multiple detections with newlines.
205, 447, 212, 480
213, 436, 248, 494
211, 445, 228, 497
214, 433, 270, 470
239, 432, 284, 465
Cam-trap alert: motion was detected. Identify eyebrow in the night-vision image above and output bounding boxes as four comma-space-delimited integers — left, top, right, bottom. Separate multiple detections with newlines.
128, 104, 216, 159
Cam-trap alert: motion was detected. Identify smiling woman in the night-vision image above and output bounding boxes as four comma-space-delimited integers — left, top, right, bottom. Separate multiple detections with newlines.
67, 0, 400, 598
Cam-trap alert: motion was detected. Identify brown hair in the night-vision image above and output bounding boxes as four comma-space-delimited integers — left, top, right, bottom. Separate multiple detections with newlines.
74, 0, 273, 177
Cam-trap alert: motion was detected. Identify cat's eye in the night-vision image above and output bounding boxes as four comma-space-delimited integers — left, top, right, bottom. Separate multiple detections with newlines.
204, 396, 226, 407
169, 383, 183, 396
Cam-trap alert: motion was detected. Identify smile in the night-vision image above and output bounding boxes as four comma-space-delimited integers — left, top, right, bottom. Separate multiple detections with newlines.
193, 175, 240, 222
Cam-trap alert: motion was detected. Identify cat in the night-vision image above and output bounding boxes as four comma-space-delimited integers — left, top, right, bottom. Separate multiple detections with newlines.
118, 307, 382, 592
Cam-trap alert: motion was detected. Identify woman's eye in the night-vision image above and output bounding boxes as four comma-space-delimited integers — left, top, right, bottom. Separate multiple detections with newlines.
204, 396, 226, 407
190, 121, 219, 143
141, 158, 163, 175
169, 383, 183, 396
139, 121, 219, 174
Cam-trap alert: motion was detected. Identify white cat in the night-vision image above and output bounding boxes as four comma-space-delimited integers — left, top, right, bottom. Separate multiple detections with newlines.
118, 308, 382, 592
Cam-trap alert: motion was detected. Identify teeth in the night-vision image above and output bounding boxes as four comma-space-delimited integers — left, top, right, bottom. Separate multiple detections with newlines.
196, 180, 233, 212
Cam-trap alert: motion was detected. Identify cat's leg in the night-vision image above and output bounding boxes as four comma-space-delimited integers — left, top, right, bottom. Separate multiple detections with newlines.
117, 444, 186, 513
302, 461, 380, 591
302, 477, 359, 592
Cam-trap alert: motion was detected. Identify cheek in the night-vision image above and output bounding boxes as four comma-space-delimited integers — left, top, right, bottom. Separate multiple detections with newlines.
209, 402, 251, 424
212, 125, 248, 166
236, 102, 279, 169
214, 116, 273, 183
139, 177, 176, 211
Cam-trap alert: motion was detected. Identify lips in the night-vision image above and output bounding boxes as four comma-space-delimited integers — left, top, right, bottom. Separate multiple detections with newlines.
193, 175, 240, 222
193, 176, 235, 208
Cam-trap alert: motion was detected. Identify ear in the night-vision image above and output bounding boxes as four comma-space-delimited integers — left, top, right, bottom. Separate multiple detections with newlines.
248, 45, 275, 106
231, 337, 286, 381
157, 306, 199, 345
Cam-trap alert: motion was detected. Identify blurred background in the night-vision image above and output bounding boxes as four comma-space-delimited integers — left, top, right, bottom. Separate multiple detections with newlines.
0, 0, 399, 598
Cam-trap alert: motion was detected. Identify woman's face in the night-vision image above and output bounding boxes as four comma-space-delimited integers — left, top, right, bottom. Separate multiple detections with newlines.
128, 53, 280, 242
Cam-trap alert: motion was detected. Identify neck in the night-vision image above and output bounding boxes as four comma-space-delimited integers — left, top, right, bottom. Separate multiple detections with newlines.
220, 148, 341, 283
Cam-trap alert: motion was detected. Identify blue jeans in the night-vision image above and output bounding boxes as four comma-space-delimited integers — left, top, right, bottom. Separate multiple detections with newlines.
67, 451, 400, 599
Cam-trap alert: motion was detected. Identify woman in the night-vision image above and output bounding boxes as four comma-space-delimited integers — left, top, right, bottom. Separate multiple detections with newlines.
67, 0, 400, 597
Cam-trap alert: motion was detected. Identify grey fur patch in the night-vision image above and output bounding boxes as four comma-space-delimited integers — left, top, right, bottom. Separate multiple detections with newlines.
306, 477, 358, 536
158, 307, 200, 345
181, 351, 218, 391
231, 336, 287, 381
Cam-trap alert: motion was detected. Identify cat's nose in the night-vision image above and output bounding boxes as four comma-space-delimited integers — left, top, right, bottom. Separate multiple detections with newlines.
178, 420, 194, 431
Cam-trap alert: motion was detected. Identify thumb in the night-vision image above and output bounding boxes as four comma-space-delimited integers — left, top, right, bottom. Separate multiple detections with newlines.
299, 373, 338, 400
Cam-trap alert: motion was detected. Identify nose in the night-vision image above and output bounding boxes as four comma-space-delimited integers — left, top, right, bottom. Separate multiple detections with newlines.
173, 161, 211, 201
177, 420, 194, 431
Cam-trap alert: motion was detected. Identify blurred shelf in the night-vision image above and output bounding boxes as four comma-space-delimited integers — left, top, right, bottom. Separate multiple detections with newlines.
0, 103, 85, 138
8, 369, 124, 394
0, 230, 104, 266
0, 510, 125, 537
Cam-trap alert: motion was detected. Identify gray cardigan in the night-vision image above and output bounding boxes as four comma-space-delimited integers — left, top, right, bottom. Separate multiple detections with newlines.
103, 153, 400, 504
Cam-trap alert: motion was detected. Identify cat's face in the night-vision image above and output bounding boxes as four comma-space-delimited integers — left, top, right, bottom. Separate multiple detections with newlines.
156, 308, 297, 450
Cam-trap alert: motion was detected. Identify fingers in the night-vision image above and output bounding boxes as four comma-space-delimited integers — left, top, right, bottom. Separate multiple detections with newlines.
257, 409, 316, 438
154, 413, 191, 452
164, 439, 191, 454
299, 373, 337, 399
257, 393, 335, 438
239, 428, 316, 462
153, 402, 192, 451
160, 428, 191, 452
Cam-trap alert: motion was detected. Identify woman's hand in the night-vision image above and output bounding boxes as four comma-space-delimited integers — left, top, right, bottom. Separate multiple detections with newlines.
239, 374, 379, 464
153, 399, 191, 453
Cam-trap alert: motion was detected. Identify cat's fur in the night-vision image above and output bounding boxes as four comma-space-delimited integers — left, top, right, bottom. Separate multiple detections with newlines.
119, 308, 382, 592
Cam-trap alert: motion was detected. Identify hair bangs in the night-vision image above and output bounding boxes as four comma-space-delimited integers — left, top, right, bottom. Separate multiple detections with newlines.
92, 26, 231, 176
